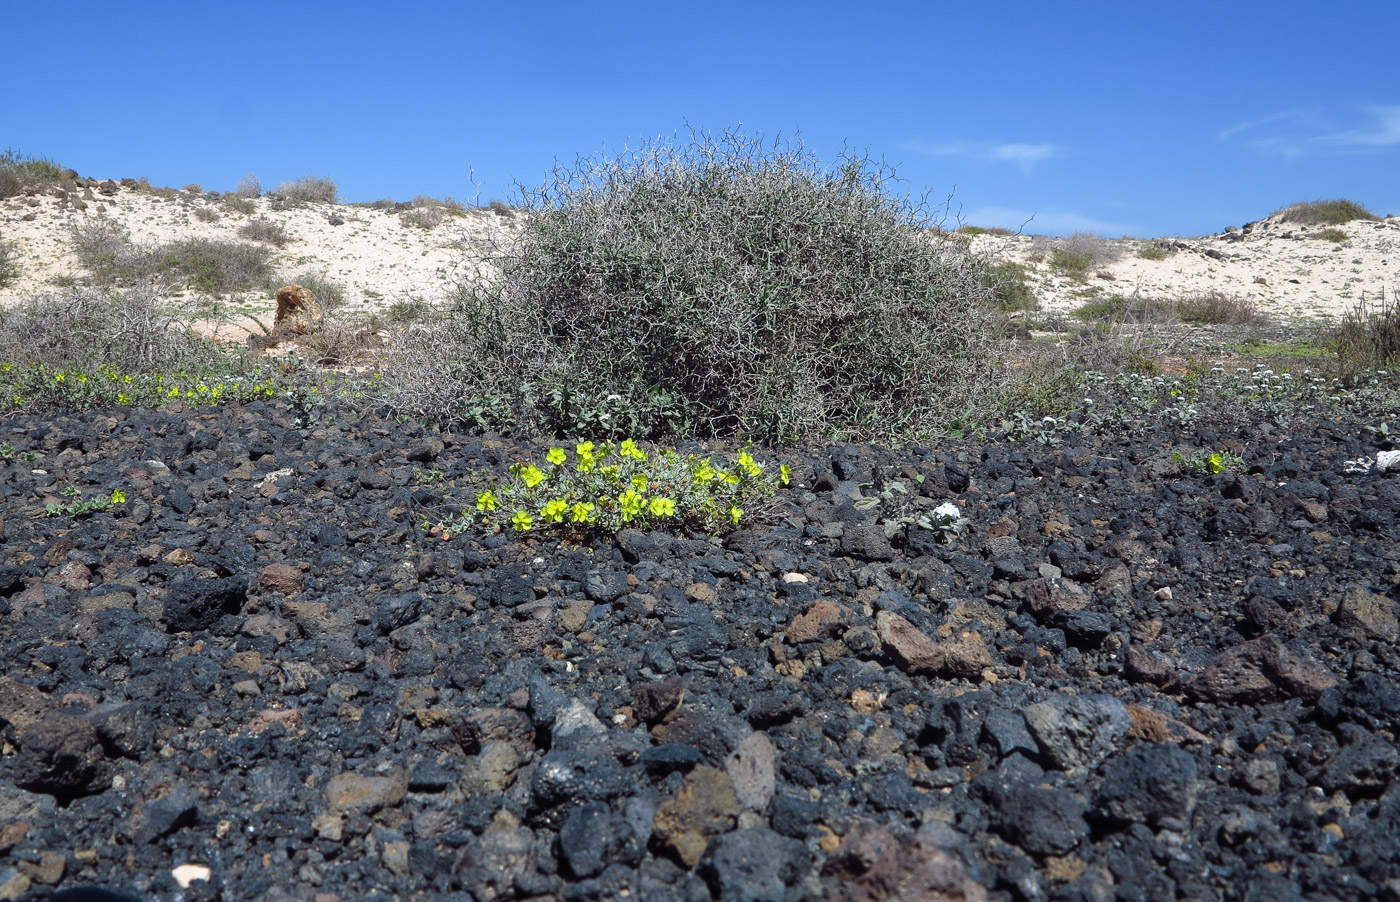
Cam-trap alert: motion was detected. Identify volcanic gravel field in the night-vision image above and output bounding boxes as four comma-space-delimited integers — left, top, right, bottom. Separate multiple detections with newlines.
1, 395, 1399, 902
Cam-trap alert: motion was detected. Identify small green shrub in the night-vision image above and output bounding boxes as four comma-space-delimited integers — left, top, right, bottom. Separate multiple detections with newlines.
0, 150, 68, 198
193, 207, 221, 223
1173, 449, 1243, 476
1050, 248, 1094, 279
238, 219, 292, 247
487, 199, 514, 218
276, 175, 339, 204
222, 195, 256, 215
45, 487, 126, 518
1278, 199, 1378, 226
381, 128, 1006, 443
1137, 240, 1175, 261
0, 239, 19, 288
183, 183, 204, 195
957, 225, 1014, 237
400, 200, 446, 230
1326, 296, 1400, 373
982, 261, 1039, 312
70, 220, 273, 295
437, 439, 787, 538
1316, 228, 1349, 243
1174, 291, 1266, 325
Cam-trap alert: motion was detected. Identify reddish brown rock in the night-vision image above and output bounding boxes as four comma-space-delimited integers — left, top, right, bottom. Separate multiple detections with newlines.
876, 612, 993, 679
273, 284, 324, 336
258, 563, 305, 596
824, 820, 989, 902
1022, 577, 1089, 618
324, 772, 405, 816
1186, 634, 1338, 703
787, 600, 849, 644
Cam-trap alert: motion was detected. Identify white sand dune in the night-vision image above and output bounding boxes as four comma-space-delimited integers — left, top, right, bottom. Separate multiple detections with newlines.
3, 182, 1396, 332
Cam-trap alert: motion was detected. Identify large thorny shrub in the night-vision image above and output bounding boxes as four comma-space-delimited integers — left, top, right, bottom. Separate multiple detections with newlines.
383, 128, 1005, 442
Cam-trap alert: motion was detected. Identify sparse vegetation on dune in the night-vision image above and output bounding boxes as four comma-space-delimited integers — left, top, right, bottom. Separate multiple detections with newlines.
0, 149, 69, 198
1277, 198, 1378, 226
275, 175, 339, 205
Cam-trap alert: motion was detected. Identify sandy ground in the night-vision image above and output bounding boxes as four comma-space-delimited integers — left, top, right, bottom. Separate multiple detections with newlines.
2, 182, 1397, 333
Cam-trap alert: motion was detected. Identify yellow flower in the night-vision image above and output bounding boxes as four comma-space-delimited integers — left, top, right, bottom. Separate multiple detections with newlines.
570, 502, 596, 523
737, 450, 762, 478
511, 462, 547, 488
649, 497, 676, 518
693, 459, 716, 484
728, 506, 743, 525
546, 447, 567, 466
540, 499, 568, 523
109, 489, 126, 504
117, 393, 130, 405
54, 373, 65, 383
511, 510, 534, 531
618, 489, 645, 522
631, 474, 649, 491
476, 490, 498, 511
721, 470, 740, 485
620, 438, 647, 461
780, 463, 792, 485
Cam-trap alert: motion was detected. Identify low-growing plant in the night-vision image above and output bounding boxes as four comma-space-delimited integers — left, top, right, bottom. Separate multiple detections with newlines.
854, 479, 969, 542
238, 219, 292, 247
183, 184, 204, 194
222, 195, 256, 215
1173, 291, 1266, 325
45, 487, 126, 518
435, 439, 789, 538
1137, 239, 1176, 261
400, 203, 445, 230
487, 199, 514, 218
1173, 449, 1244, 476
0, 150, 67, 198
276, 175, 339, 205
1315, 228, 1349, 243
1050, 248, 1094, 279
193, 207, 221, 223
70, 220, 273, 295
1278, 199, 1378, 226
0, 239, 19, 288
982, 261, 1039, 312
957, 224, 1015, 237
1326, 295, 1400, 373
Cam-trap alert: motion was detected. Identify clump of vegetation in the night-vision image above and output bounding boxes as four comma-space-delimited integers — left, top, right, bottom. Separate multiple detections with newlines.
1315, 228, 1349, 243
223, 195, 256, 215
957, 224, 1015, 237
238, 219, 292, 247
70, 219, 272, 295
379, 127, 1006, 443
46, 486, 126, 519
1074, 291, 1264, 326
276, 176, 339, 205
1173, 448, 1244, 476
235, 173, 262, 198
400, 197, 446, 230
0, 281, 299, 415
982, 261, 1039, 312
436, 439, 788, 538
0, 150, 68, 198
183, 184, 204, 195
193, 207, 221, 223
1278, 199, 1378, 226
1326, 296, 1400, 373
1137, 239, 1176, 261
0, 239, 19, 288
1035, 232, 1121, 281
486, 199, 515, 218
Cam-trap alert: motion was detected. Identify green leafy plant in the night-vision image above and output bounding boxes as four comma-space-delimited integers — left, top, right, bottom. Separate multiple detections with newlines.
275, 175, 339, 205
1137, 239, 1176, 261
1277, 199, 1378, 226
1173, 449, 1244, 475
238, 219, 292, 247
0, 238, 19, 289
0, 149, 68, 198
1315, 228, 1349, 244
855, 480, 969, 542
982, 261, 1039, 312
45, 487, 126, 518
435, 439, 789, 538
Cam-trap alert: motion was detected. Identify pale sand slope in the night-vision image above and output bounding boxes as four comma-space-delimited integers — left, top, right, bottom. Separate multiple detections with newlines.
2, 182, 1397, 328
967, 214, 1400, 321
0, 183, 514, 337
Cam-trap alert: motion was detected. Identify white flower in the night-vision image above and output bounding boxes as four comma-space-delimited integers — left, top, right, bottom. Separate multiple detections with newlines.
934, 502, 962, 519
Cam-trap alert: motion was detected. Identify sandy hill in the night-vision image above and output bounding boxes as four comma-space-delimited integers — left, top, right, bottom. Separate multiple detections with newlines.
2, 179, 1397, 332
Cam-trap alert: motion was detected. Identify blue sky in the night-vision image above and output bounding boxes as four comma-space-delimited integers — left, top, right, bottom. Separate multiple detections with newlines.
5, 1, 1397, 237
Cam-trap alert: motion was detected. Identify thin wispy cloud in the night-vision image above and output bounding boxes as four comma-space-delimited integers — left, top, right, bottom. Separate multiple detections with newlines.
905, 139, 1057, 173
1219, 104, 1400, 157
